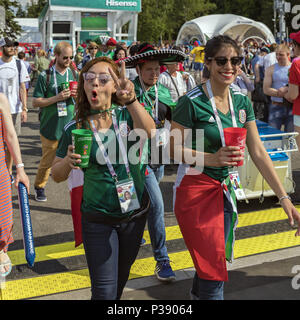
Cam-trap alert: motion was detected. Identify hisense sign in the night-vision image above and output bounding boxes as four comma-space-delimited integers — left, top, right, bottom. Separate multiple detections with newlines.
106, 0, 138, 7
50, 0, 141, 12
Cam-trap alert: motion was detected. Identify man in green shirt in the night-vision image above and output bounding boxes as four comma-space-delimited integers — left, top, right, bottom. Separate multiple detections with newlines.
32, 41, 78, 201
95, 35, 117, 59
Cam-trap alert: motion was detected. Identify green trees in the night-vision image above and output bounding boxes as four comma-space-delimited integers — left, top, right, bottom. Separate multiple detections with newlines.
137, 0, 216, 42
137, 0, 299, 42
0, 0, 22, 38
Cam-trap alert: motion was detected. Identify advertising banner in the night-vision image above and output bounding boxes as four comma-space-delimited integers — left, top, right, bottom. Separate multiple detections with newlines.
50, 0, 141, 12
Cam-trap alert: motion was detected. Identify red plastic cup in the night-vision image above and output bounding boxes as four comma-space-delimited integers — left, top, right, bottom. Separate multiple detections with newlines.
69, 81, 78, 96
224, 127, 247, 166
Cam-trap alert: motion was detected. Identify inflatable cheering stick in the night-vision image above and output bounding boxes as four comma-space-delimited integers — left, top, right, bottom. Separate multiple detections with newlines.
18, 182, 35, 267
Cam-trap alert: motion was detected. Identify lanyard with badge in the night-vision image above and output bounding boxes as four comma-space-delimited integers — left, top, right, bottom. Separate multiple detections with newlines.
90, 110, 140, 214
53, 66, 69, 117
206, 79, 246, 201
140, 85, 168, 147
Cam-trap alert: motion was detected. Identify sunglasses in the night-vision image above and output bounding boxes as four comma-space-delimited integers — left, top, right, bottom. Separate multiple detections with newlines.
89, 47, 98, 50
63, 56, 74, 60
83, 72, 112, 85
207, 56, 243, 66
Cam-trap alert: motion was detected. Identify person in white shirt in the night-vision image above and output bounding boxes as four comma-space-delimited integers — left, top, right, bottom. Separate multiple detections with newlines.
0, 37, 30, 174
257, 43, 278, 76
158, 62, 196, 102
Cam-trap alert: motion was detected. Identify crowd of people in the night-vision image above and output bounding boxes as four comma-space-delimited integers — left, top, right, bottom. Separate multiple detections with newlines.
0, 29, 299, 299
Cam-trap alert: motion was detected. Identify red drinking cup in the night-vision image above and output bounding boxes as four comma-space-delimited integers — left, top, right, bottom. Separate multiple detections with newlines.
224, 127, 247, 166
69, 81, 78, 96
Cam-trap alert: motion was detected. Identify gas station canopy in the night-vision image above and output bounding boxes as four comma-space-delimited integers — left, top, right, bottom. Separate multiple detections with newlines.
176, 14, 275, 46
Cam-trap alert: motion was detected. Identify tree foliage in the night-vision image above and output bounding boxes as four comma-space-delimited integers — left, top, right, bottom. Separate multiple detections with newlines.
138, 0, 300, 42
0, 0, 22, 38
137, 0, 216, 42
26, 0, 47, 18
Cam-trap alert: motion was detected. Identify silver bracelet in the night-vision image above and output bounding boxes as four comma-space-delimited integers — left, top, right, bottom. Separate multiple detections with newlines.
16, 163, 24, 168
279, 195, 291, 203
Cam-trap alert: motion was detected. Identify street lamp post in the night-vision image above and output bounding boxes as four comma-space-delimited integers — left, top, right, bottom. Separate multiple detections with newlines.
275, 0, 291, 43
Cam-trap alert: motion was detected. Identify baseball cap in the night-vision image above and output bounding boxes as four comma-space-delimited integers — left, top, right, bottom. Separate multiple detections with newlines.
290, 31, 300, 45
0, 37, 19, 47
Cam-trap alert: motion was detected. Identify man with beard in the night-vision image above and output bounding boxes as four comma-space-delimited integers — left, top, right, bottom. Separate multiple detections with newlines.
0, 38, 30, 176
32, 41, 78, 201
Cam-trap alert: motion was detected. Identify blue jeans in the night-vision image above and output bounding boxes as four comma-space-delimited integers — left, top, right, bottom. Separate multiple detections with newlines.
191, 194, 233, 300
81, 213, 147, 300
268, 103, 294, 132
144, 165, 169, 262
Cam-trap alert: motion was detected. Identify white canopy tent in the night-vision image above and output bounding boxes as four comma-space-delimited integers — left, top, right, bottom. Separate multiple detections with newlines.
176, 14, 275, 46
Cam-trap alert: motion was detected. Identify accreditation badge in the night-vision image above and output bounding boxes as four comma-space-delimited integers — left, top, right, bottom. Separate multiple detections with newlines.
156, 128, 168, 147
57, 101, 67, 117
229, 171, 246, 201
115, 178, 140, 213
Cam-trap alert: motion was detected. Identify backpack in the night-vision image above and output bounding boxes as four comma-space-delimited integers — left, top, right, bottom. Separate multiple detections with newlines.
16, 59, 22, 84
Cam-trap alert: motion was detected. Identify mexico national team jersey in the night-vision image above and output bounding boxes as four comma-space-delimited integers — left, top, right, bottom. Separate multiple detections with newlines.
96, 50, 114, 59
172, 85, 255, 280
56, 105, 146, 219
172, 85, 256, 182
33, 67, 77, 141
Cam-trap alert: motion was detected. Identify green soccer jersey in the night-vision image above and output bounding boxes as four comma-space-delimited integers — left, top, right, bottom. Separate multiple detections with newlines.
56, 105, 146, 218
33, 67, 78, 141
172, 85, 256, 181
96, 50, 114, 59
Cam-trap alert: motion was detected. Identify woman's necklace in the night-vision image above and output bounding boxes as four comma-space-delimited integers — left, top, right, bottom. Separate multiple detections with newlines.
89, 105, 118, 118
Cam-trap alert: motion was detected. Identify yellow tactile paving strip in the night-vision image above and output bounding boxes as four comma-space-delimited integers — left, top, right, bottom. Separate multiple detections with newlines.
1, 206, 300, 300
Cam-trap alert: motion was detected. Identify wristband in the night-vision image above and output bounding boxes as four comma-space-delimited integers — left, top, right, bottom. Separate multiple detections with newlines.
16, 163, 24, 168
279, 195, 291, 203
125, 97, 137, 106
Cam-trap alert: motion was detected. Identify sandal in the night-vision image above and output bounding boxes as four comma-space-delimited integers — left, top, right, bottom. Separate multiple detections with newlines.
0, 251, 12, 277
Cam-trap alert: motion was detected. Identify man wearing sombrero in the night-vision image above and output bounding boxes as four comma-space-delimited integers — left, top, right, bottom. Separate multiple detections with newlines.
122, 43, 186, 282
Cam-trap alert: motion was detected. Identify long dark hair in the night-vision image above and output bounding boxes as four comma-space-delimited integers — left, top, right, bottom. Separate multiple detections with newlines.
204, 35, 241, 79
204, 35, 241, 60
75, 57, 120, 126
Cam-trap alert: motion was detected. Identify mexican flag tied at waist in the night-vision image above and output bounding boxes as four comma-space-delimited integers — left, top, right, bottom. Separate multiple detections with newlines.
174, 172, 238, 282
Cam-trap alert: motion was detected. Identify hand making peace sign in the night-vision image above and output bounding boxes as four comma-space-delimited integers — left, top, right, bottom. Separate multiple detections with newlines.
108, 61, 136, 106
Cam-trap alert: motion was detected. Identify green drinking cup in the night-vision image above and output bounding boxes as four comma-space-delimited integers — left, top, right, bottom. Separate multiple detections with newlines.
71, 129, 93, 168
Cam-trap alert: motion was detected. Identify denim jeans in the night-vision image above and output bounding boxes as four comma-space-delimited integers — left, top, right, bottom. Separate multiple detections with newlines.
268, 103, 294, 132
191, 194, 233, 300
144, 165, 169, 262
81, 213, 147, 300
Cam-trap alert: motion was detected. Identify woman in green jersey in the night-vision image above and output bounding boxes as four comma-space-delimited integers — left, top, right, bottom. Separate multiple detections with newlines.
51, 57, 155, 300
170, 35, 300, 300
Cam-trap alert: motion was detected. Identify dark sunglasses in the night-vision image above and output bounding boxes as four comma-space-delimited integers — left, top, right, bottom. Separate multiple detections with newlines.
89, 47, 98, 50
207, 56, 243, 66
63, 56, 74, 60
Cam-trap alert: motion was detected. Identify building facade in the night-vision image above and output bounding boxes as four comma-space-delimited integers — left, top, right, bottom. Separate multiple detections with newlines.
39, 0, 141, 51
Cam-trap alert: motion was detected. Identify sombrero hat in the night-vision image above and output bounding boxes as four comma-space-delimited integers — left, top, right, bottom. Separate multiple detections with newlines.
121, 43, 187, 68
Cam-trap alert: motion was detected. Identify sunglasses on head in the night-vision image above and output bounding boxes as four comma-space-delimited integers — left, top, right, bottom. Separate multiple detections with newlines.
63, 56, 74, 60
207, 56, 243, 66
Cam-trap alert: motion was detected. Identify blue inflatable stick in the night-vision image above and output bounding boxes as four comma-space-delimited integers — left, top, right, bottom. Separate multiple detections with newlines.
18, 182, 35, 267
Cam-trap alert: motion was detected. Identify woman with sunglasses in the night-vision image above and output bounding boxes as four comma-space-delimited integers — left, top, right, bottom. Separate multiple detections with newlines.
51, 57, 155, 300
170, 35, 300, 300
